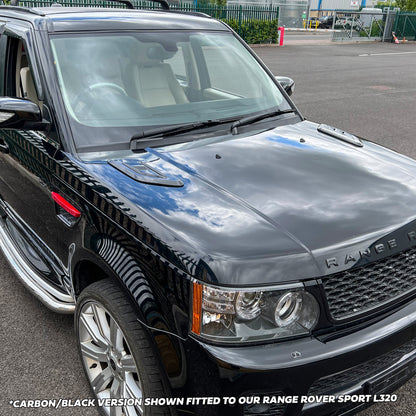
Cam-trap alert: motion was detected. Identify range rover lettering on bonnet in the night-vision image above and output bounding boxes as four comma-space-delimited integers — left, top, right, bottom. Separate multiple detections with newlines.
326, 230, 416, 268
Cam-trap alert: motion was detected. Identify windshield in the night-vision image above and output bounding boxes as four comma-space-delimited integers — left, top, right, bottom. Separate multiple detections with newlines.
50, 31, 292, 153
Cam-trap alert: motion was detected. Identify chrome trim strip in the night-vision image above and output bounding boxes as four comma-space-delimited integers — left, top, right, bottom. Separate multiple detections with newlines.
318, 124, 363, 147
0, 221, 75, 313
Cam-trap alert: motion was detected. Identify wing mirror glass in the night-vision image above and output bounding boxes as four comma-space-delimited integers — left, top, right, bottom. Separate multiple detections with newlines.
275, 76, 295, 96
0, 97, 49, 130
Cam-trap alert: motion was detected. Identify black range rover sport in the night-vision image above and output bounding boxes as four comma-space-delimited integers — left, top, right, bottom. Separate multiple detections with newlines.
0, 2, 416, 416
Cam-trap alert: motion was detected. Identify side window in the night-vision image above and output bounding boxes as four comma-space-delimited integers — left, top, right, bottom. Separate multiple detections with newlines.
4, 36, 42, 108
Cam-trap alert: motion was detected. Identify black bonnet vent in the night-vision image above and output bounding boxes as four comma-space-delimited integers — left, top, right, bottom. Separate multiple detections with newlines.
108, 159, 184, 187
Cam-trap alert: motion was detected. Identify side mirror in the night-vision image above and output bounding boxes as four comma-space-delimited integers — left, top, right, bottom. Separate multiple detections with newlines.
0, 97, 49, 130
275, 76, 295, 96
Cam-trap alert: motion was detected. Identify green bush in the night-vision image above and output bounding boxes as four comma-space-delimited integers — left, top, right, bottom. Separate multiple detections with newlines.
359, 21, 383, 37
222, 18, 279, 44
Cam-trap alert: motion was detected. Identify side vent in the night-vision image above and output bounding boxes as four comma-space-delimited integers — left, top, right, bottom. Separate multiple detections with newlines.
108, 160, 184, 187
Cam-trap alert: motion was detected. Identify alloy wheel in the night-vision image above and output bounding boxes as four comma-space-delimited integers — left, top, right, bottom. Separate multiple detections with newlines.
78, 301, 143, 416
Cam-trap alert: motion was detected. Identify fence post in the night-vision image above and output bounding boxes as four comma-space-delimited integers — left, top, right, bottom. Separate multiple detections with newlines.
238, 5, 242, 35
382, 10, 389, 42
403, 15, 408, 39
393, 11, 399, 40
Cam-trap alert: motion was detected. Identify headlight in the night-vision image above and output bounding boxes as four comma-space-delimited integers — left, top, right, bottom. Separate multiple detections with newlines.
191, 282, 320, 343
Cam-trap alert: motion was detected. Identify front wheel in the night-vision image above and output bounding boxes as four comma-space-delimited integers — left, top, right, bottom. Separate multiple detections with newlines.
75, 279, 172, 416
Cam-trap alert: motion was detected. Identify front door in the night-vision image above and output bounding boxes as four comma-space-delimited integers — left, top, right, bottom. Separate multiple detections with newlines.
0, 29, 76, 290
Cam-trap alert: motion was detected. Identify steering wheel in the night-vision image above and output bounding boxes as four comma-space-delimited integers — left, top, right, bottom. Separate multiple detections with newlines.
88, 82, 127, 96
72, 82, 128, 117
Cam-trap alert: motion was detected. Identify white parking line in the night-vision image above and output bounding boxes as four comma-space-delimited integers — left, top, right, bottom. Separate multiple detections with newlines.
359, 51, 416, 57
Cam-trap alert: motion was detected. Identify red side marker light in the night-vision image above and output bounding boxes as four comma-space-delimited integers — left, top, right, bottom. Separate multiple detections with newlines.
51, 192, 81, 218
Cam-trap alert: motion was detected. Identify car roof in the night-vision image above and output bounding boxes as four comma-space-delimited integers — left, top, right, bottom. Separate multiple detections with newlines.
0, 6, 227, 32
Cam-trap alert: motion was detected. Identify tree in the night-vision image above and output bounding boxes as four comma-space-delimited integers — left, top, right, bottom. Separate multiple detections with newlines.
385, 0, 416, 11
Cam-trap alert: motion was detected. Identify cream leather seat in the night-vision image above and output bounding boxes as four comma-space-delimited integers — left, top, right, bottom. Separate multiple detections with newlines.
125, 45, 188, 107
20, 67, 42, 108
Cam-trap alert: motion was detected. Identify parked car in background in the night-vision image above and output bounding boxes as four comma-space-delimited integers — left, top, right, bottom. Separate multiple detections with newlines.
318, 14, 336, 28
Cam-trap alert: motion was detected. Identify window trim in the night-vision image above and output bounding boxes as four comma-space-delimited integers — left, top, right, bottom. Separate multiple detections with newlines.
0, 31, 7, 96
2, 26, 44, 101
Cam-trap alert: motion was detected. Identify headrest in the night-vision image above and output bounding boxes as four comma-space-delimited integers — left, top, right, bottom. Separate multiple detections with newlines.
146, 45, 175, 61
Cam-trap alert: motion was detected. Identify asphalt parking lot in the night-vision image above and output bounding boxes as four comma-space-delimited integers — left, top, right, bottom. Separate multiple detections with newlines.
255, 41, 416, 158
1, 41, 416, 416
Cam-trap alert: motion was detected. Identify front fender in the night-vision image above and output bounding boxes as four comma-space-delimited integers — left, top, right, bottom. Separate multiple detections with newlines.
72, 234, 189, 388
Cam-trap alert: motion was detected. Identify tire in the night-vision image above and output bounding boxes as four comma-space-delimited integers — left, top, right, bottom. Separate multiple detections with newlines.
75, 279, 172, 416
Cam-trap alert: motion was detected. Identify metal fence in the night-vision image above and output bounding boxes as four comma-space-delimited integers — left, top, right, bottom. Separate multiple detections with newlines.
331, 10, 414, 43
19, 0, 280, 42
331, 11, 388, 42
19, 0, 279, 22
393, 12, 416, 41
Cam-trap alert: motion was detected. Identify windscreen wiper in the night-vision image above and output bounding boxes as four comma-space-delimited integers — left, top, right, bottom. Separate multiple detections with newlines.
230, 108, 296, 135
130, 119, 236, 151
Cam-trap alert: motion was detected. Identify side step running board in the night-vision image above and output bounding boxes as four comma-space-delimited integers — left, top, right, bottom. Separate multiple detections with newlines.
0, 222, 75, 313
